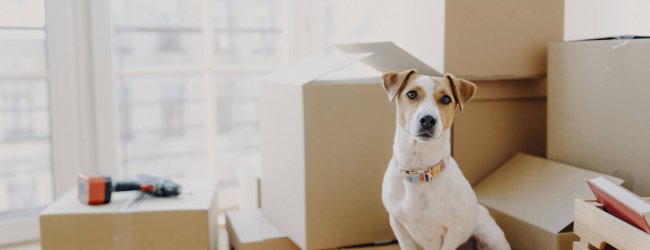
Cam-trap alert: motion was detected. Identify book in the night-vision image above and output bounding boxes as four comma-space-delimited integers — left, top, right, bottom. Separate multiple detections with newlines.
587, 176, 650, 233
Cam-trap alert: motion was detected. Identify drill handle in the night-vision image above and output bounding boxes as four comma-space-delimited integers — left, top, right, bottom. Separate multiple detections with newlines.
114, 181, 142, 192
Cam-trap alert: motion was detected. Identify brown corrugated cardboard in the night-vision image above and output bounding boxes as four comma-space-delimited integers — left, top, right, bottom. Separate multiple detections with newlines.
548, 38, 650, 196
474, 154, 623, 250
452, 78, 547, 185
226, 210, 299, 250
261, 53, 396, 250
380, 0, 563, 80
564, 0, 650, 41
444, 0, 564, 80
40, 181, 217, 250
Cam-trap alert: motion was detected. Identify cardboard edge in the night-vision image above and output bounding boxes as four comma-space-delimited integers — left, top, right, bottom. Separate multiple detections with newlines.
557, 231, 579, 250
335, 41, 442, 77
226, 214, 243, 250
484, 204, 557, 249
563, 35, 650, 42
262, 53, 373, 86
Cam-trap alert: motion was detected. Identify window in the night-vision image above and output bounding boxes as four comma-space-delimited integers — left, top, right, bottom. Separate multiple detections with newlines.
0, 0, 392, 245
107, 0, 285, 210
110, 0, 209, 180
212, 0, 283, 210
0, 0, 52, 218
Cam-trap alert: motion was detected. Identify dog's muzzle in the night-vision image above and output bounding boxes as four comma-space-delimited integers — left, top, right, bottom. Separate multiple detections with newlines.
417, 115, 436, 138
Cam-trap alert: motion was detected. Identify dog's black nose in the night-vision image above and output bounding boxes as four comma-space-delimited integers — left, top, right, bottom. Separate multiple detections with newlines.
419, 115, 436, 129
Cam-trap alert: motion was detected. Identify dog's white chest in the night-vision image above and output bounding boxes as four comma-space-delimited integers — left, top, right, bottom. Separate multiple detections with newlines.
382, 159, 478, 248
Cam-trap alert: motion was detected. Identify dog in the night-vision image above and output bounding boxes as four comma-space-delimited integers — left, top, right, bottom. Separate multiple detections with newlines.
381, 69, 510, 250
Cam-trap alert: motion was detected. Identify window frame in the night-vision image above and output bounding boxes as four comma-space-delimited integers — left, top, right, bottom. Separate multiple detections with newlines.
0, 0, 291, 246
93, 0, 218, 179
0, 0, 90, 244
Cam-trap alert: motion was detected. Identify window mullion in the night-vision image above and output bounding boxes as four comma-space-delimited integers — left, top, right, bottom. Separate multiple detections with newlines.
89, 0, 121, 177
47, 0, 87, 197
201, 0, 217, 181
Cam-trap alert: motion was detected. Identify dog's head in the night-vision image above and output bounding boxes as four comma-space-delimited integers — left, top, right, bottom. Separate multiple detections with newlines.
383, 69, 476, 141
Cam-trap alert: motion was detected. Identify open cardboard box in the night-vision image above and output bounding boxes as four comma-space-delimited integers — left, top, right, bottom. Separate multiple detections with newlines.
474, 153, 623, 250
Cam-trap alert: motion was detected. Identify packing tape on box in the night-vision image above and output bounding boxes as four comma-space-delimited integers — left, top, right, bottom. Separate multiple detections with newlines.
112, 192, 143, 250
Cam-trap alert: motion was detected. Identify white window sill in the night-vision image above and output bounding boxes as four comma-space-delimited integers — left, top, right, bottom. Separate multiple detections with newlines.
0, 215, 40, 247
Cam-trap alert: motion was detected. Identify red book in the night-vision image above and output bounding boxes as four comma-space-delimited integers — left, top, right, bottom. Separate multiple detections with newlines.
587, 176, 650, 233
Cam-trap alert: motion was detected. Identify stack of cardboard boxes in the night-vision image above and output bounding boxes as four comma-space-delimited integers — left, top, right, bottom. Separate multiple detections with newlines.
228, 1, 650, 250
34, 1, 650, 250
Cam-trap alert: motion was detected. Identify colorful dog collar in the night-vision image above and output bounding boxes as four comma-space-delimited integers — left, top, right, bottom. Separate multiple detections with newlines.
399, 160, 446, 184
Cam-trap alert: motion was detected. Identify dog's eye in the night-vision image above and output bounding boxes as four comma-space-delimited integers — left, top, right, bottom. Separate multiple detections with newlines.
440, 95, 452, 105
406, 90, 418, 100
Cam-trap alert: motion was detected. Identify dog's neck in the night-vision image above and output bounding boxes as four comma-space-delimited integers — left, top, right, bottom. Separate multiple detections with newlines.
393, 125, 451, 170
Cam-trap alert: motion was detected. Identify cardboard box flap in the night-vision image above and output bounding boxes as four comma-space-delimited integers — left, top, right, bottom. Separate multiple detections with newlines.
314, 62, 381, 83
263, 53, 372, 86
228, 210, 288, 243
336, 41, 442, 77
474, 153, 623, 234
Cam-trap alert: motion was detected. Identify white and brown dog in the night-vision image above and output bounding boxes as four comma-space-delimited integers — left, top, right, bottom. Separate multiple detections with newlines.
381, 69, 510, 250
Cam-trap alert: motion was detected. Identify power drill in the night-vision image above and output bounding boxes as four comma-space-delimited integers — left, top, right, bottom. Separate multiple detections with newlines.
78, 173, 182, 205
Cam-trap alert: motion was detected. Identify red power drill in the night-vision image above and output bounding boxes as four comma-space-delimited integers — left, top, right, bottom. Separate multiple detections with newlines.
78, 173, 182, 205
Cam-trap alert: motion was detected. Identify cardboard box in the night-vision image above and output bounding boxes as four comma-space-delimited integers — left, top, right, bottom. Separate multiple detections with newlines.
384, 0, 563, 80
226, 210, 299, 250
474, 154, 623, 250
452, 78, 547, 185
40, 181, 217, 250
564, 0, 650, 41
261, 53, 397, 250
548, 38, 650, 196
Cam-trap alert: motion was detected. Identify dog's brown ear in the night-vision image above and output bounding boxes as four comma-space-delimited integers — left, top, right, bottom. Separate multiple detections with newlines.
382, 69, 416, 102
445, 73, 477, 112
